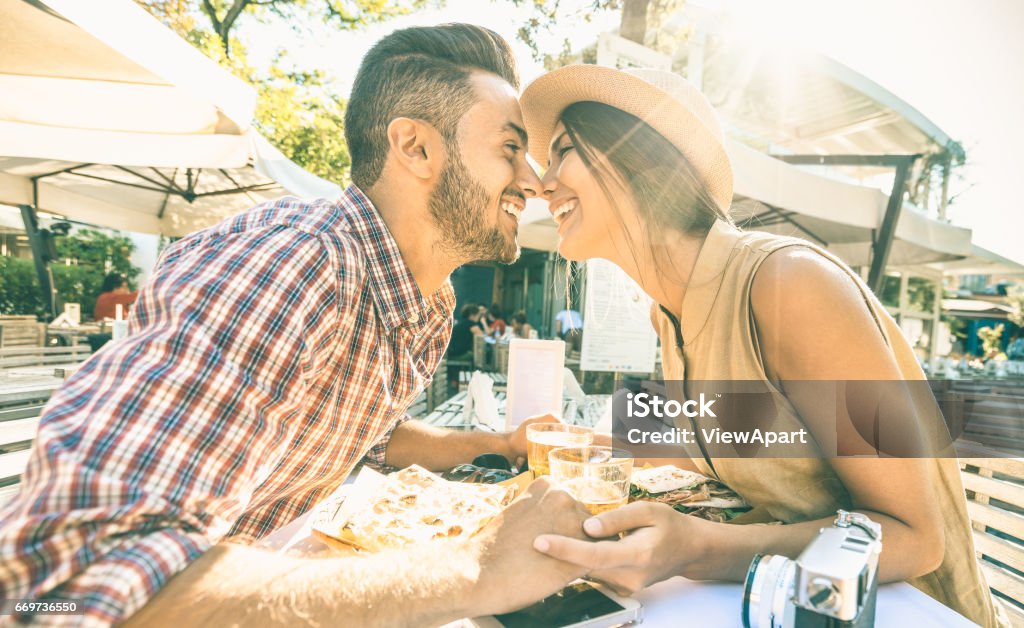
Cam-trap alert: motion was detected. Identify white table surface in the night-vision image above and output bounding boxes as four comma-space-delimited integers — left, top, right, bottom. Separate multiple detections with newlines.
258, 481, 977, 628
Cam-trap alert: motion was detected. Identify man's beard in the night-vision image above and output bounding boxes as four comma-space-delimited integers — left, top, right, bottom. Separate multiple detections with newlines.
428, 144, 520, 264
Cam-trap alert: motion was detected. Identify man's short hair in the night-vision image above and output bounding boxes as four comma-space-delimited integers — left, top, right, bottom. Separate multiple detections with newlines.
344, 23, 519, 189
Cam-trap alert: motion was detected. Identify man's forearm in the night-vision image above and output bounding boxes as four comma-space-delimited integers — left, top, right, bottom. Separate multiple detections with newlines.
126, 541, 482, 627
384, 420, 513, 470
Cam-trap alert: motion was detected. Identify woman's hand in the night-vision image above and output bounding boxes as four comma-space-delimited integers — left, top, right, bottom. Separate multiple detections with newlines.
532, 501, 711, 596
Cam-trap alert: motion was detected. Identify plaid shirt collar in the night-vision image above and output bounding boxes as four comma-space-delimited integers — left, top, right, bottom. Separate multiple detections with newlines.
340, 185, 455, 332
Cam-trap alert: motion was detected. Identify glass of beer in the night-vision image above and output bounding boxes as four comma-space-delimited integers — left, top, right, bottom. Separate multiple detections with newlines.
526, 423, 593, 476
549, 446, 633, 515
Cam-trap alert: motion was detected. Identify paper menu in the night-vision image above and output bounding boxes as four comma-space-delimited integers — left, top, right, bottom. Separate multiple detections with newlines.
580, 258, 657, 373
505, 339, 565, 429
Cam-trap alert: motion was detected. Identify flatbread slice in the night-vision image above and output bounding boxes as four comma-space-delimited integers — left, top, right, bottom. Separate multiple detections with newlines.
313, 465, 516, 552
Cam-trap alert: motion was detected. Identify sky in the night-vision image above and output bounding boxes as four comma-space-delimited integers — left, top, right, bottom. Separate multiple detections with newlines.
242, 0, 1023, 262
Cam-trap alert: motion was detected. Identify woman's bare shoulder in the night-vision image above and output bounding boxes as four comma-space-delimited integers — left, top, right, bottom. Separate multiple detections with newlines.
750, 246, 898, 379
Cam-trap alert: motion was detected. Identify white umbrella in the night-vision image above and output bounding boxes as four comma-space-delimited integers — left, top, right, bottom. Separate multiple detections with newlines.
0, 0, 341, 237
0, 134, 341, 237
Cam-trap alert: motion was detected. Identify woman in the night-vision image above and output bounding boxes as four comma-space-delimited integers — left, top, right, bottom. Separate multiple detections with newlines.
509, 310, 535, 339
520, 65, 1002, 626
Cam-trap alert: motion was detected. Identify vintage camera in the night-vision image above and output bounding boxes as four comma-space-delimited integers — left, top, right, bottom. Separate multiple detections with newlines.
742, 510, 882, 628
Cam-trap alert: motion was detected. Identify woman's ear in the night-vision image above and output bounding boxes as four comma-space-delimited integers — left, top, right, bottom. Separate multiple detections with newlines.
386, 117, 444, 180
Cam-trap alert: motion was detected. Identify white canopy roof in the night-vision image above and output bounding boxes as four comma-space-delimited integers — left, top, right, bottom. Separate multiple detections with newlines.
0, 0, 341, 237
681, 3, 964, 170
927, 245, 1024, 277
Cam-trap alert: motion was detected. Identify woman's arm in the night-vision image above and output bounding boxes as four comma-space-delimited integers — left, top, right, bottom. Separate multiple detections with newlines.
535, 248, 944, 593
748, 248, 944, 580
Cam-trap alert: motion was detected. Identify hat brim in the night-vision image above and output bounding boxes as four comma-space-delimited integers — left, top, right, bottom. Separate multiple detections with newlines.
521, 64, 733, 213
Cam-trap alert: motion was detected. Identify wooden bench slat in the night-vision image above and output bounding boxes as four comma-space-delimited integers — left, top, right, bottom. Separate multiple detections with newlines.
0, 483, 19, 509
0, 417, 40, 450
0, 345, 91, 357
0, 404, 47, 422
979, 561, 1024, 608
964, 471, 1024, 511
967, 500, 1024, 541
962, 459, 1024, 480
963, 458, 1024, 479
974, 529, 1024, 574
0, 449, 32, 484
1002, 599, 1024, 627
0, 357, 90, 369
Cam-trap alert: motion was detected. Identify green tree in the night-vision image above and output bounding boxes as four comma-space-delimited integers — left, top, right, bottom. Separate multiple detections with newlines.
135, 0, 421, 183
0, 231, 140, 319
511, 0, 686, 64
138, 1, 437, 57
53, 230, 141, 318
977, 324, 1005, 360
0, 257, 46, 318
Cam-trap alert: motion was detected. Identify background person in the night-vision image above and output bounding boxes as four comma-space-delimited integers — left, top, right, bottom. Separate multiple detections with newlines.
488, 303, 507, 338
509, 310, 535, 339
554, 307, 583, 351
92, 272, 138, 321
448, 303, 487, 359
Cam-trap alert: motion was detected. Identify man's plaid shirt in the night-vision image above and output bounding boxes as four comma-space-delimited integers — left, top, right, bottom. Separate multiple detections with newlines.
0, 185, 455, 625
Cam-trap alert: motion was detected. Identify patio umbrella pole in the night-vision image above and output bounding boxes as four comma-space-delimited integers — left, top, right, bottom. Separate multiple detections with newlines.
18, 203, 57, 321
774, 154, 921, 294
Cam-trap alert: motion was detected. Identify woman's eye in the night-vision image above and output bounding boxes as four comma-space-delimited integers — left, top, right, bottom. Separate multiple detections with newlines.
558, 144, 575, 158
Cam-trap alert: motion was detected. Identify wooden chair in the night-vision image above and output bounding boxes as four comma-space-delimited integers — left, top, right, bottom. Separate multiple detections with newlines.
960, 458, 1024, 624
0, 387, 54, 509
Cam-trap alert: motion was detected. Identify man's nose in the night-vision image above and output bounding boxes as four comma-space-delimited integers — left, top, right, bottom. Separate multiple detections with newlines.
517, 159, 543, 198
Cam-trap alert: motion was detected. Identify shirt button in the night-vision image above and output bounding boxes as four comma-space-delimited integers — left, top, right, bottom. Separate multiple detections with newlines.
408, 313, 419, 324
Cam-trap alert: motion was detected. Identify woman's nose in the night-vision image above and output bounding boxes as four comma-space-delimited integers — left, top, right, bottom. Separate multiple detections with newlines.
541, 168, 558, 199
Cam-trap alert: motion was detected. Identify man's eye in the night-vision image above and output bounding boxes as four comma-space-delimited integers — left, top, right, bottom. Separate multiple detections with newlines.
505, 143, 522, 154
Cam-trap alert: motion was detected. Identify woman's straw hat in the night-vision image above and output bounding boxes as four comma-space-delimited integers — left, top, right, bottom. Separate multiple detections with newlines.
521, 64, 733, 213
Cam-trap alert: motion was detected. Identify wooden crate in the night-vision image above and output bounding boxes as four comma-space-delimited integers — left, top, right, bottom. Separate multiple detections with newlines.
960, 458, 1024, 624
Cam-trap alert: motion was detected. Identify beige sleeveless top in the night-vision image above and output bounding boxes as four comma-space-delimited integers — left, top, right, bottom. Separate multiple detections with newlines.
652, 220, 1002, 627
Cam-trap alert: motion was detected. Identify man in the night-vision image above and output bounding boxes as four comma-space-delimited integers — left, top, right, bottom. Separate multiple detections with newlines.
0, 24, 589, 625
554, 308, 583, 337
555, 307, 584, 351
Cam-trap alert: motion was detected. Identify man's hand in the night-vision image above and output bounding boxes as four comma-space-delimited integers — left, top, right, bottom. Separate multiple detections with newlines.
533, 501, 711, 596
504, 413, 560, 465
467, 477, 592, 616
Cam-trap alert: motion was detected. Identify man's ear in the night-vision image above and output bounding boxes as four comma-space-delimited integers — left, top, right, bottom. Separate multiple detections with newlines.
386, 117, 444, 180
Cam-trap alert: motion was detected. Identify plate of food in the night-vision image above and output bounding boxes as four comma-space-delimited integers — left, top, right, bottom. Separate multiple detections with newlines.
629, 465, 751, 522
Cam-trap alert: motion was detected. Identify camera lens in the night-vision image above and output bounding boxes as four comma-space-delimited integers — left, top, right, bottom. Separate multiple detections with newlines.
742, 554, 796, 628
